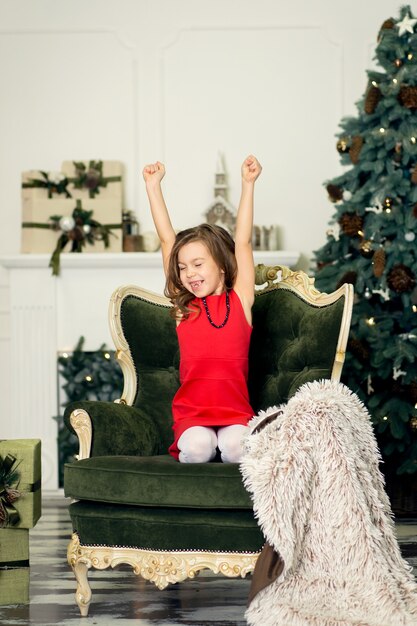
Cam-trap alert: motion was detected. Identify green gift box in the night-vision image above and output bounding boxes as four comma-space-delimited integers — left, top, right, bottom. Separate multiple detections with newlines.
0, 528, 29, 604
0, 439, 41, 529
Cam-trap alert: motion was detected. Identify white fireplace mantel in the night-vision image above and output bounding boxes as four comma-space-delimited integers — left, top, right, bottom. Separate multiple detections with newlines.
0, 249, 299, 490
1, 249, 300, 270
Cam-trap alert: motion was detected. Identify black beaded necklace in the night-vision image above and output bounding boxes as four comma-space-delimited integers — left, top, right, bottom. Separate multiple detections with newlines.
201, 290, 230, 329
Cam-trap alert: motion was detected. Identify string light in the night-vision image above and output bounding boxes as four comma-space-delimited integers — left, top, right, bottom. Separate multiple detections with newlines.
413, 305, 417, 313
104, 352, 111, 360
372, 80, 378, 87
411, 136, 417, 144
393, 78, 398, 84
85, 375, 93, 382
366, 317, 376, 326
383, 416, 388, 421
62, 352, 69, 359
379, 127, 386, 133
408, 53, 414, 60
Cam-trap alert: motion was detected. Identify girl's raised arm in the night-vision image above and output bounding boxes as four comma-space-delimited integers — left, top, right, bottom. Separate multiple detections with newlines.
234, 155, 262, 315
142, 161, 176, 276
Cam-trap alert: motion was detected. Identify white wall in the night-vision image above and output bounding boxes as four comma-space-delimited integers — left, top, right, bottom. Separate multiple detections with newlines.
0, 0, 404, 261
0, 0, 405, 454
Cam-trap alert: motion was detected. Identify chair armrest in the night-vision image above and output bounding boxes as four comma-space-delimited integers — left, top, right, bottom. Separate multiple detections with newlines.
64, 401, 161, 459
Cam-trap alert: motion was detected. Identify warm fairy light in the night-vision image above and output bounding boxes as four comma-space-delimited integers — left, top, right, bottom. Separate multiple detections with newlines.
408, 53, 414, 60
366, 317, 376, 326
62, 352, 69, 359
357, 230, 364, 237
393, 78, 398, 84
85, 375, 93, 382
383, 416, 388, 421
413, 305, 417, 313
372, 80, 378, 87
379, 127, 385, 133
415, 403, 417, 409
411, 136, 417, 144
104, 352, 111, 359
385, 208, 392, 213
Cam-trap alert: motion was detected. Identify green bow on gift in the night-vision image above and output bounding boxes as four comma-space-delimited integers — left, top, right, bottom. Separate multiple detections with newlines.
0, 454, 21, 527
22, 170, 72, 198
70, 160, 122, 199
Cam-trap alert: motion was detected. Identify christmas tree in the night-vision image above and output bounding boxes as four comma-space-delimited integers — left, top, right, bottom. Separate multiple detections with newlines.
313, 6, 417, 489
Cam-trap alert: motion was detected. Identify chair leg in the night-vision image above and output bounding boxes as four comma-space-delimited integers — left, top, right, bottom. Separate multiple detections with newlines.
73, 559, 92, 616
67, 533, 92, 616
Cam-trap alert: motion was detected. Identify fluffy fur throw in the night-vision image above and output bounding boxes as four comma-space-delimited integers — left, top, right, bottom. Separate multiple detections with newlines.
240, 380, 417, 626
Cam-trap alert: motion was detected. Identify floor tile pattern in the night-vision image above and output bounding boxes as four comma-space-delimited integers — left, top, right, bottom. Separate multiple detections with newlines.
0, 497, 416, 625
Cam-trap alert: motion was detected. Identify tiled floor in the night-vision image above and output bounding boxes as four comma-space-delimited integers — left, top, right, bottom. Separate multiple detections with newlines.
1, 497, 416, 626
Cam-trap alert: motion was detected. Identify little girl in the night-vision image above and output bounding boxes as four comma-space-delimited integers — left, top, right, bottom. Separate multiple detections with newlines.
142, 155, 262, 463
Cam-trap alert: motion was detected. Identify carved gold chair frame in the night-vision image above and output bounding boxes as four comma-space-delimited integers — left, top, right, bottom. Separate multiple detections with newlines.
67, 264, 353, 616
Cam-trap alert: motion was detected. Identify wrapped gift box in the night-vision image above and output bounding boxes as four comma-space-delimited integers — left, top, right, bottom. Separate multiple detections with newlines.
21, 197, 123, 254
0, 528, 29, 605
61, 160, 123, 201
0, 439, 41, 529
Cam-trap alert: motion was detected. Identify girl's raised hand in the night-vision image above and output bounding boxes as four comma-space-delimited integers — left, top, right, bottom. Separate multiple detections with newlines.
142, 161, 166, 186
241, 155, 262, 184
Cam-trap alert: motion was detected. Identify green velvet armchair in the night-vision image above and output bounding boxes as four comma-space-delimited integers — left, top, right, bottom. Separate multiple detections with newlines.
64, 264, 353, 616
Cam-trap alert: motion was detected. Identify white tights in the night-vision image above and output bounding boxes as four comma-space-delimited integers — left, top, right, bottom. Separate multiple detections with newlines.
177, 424, 248, 464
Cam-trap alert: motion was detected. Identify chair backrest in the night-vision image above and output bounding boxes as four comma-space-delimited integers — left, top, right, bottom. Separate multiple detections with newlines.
109, 265, 353, 453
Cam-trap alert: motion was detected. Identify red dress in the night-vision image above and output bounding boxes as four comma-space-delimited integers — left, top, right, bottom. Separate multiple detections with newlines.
169, 289, 254, 460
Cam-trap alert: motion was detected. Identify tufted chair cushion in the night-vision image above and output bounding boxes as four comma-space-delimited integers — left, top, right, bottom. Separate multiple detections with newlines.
120, 295, 180, 452
248, 288, 346, 410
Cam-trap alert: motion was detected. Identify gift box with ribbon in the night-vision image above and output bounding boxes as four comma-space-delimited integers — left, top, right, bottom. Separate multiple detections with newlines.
0, 439, 41, 530
21, 197, 123, 271
0, 528, 29, 605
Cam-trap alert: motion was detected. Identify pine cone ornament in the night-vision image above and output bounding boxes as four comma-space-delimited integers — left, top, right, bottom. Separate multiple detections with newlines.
398, 86, 417, 109
378, 18, 395, 40
372, 248, 386, 277
364, 85, 381, 114
339, 213, 364, 237
349, 136, 364, 164
348, 338, 370, 363
336, 271, 357, 289
391, 380, 406, 398
326, 184, 343, 202
387, 264, 416, 293
408, 381, 417, 404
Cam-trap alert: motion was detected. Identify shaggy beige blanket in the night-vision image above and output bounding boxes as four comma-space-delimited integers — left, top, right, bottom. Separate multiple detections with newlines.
241, 380, 417, 626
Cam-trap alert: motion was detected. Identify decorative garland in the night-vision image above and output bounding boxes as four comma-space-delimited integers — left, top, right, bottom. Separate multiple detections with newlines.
0, 454, 21, 528
22, 199, 122, 276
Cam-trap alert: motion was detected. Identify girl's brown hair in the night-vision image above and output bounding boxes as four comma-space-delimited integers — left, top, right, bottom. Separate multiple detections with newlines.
165, 224, 237, 319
